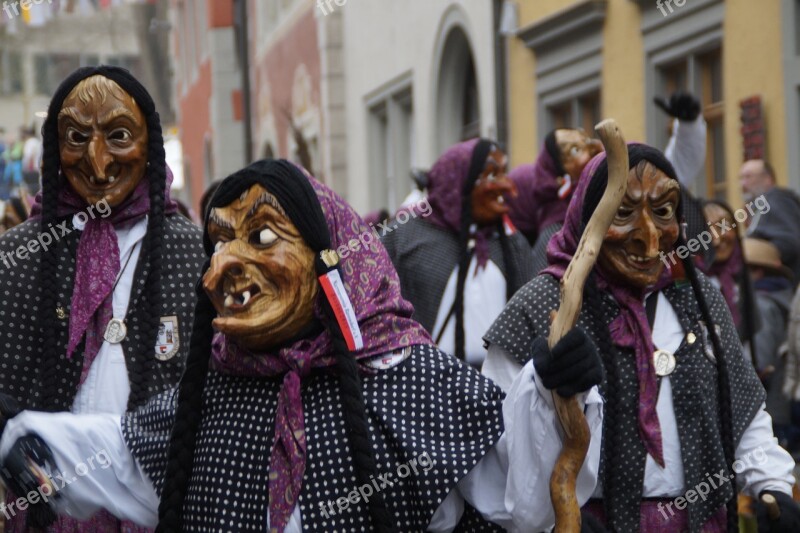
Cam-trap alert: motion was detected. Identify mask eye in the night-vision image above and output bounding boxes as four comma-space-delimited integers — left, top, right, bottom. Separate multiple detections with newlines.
108, 128, 132, 144
654, 204, 675, 219
66, 127, 89, 145
251, 227, 278, 246
569, 146, 581, 157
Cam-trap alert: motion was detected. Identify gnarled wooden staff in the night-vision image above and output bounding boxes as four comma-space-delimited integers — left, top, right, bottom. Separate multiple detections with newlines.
549, 119, 628, 532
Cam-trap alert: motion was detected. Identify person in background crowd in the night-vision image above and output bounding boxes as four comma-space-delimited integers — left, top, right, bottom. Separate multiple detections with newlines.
742, 238, 795, 451
741, 159, 800, 282
3, 132, 24, 193
699, 199, 760, 348
0, 127, 7, 200
21, 125, 42, 194
483, 144, 800, 532
382, 138, 534, 369
0, 66, 205, 530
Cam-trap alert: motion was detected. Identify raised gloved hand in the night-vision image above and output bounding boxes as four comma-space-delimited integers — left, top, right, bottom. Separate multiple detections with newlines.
756, 490, 800, 532
654, 91, 701, 122
1, 433, 59, 526
531, 328, 603, 397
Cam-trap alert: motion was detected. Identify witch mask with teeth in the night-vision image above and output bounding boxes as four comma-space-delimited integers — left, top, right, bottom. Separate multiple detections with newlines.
204, 184, 319, 352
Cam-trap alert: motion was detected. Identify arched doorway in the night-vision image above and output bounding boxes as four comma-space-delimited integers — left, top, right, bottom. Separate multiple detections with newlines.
435, 26, 480, 155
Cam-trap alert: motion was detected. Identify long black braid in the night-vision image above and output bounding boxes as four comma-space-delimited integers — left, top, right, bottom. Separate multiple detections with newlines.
453, 139, 518, 359
37, 66, 169, 412
581, 145, 738, 532
157, 160, 395, 531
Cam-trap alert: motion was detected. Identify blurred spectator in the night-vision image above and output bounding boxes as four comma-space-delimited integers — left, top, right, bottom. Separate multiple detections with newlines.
21, 125, 42, 194
362, 208, 389, 227
2, 134, 23, 195
699, 200, 760, 346
0, 128, 6, 199
742, 159, 800, 281
743, 238, 795, 448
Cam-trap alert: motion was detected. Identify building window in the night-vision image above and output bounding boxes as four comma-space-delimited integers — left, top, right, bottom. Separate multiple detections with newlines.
0, 51, 23, 95
367, 85, 415, 212
546, 91, 601, 136
34, 54, 81, 95
656, 47, 724, 199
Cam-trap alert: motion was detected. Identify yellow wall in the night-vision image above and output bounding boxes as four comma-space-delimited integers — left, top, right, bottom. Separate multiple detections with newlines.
508, 0, 788, 206
507, 1, 577, 167
723, 0, 786, 204
600, 0, 644, 142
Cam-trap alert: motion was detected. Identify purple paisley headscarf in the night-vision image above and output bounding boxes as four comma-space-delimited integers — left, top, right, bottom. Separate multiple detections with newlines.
30, 168, 178, 384
543, 146, 680, 468
506, 139, 573, 238
208, 165, 431, 532
426, 138, 495, 267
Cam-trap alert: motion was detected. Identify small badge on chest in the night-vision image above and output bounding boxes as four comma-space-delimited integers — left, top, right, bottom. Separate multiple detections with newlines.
155, 315, 180, 361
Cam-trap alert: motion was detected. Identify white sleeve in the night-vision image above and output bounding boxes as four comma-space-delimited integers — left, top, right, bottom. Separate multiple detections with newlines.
664, 116, 707, 190
0, 411, 158, 527
735, 404, 796, 497
428, 356, 604, 532
482, 343, 523, 393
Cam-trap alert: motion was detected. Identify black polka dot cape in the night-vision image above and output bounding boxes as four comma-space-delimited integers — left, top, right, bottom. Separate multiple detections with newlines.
123, 344, 506, 530
0, 215, 205, 411
484, 273, 765, 532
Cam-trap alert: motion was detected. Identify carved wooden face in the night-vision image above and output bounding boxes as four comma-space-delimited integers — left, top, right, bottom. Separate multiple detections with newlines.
203, 184, 319, 351
470, 147, 516, 226
555, 129, 603, 181
58, 75, 148, 207
597, 162, 681, 289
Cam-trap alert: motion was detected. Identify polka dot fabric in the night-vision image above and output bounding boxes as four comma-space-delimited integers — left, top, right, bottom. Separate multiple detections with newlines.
124, 345, 505, 530
0, 213, 204, 411
484, 273, 764, 532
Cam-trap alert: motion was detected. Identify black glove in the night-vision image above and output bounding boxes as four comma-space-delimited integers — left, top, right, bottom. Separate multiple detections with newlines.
581, 509, 610, 532
756, 490, 800, 532
654, 91, 701, 122
0, 434, 58, 527
531, 328, 603, 397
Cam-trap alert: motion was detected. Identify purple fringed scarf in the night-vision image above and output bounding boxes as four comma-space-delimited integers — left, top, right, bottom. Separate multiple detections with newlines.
506, 140, 573, 237
426, 139, 494, 268
210, 172, 431, 532
543, 150, 672, 467
31, 168, 179, 384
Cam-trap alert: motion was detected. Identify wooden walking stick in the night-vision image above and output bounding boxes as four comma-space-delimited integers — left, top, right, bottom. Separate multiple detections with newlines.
549, 119, 628, 533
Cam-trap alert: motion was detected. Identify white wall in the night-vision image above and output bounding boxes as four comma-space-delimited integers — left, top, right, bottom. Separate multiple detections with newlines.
340, 0, 497, 213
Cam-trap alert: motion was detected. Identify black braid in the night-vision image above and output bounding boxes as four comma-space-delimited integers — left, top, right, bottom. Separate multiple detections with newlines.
681, 246, 738, 532
156, 275, 214, 532
317, 285, 396, 532
454, 140, 494, 360
35, 66, 170, 411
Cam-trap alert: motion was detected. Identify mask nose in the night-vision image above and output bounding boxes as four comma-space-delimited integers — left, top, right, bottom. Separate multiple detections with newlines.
87, 135, 113, 181
639, 211, 660, 257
